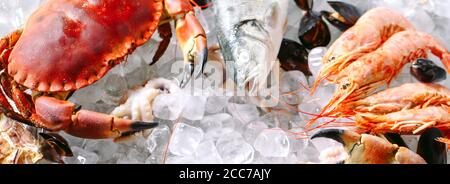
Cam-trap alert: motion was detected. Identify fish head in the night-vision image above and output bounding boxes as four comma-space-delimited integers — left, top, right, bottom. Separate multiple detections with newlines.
222, 0, 288, 94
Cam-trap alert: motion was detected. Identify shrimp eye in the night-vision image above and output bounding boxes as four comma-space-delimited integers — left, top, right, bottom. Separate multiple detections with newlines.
341, 83, 350, 90
329, 56, 336, 62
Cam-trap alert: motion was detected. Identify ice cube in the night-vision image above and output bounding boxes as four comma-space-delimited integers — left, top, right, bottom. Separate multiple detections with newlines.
375, 0, 412, 13
152, 93, 186, 120
146, 125, 171, 164
168, 123, 204, 156
199, 113, 235, 141
194, 141, 223, 164
297, 100, 321, 122
405, 7, 435, 33
216, 131, 254, 164
116, 155, 141, 164
227, 103, 260, 125
59, 132, 86, 148
257, 111, 292, 130
309, 83, 335, 108
84, 140, 119, 162
102, 74, 128, 103
425, 0, 450, 19
311, 137, 344, 152
256, 153, 298, 164
205, 95, 231, 114
64, 146, 99, 164
280, 71, 309, 105
241, 121, 269, 144
165, 156, 196, 164
288, 127, 309, 152
308, 47, 328, 79
181, 95, 207, 120
254, 129, 291, 157
296, 140, 321, 163
128, 148, 148, 162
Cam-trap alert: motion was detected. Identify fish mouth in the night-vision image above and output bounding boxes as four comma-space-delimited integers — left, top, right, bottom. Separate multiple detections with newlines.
227, 19, 274, 93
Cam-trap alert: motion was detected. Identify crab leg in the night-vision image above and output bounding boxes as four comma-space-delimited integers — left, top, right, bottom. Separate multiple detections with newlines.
0, 30, 22, 69
29, 96, 158, 139
0, 30, 35, 126
164, 0, 208, 87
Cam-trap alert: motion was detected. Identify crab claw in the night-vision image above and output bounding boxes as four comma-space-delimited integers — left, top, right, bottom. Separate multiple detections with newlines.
175, 12, 208, 87
312, 129, 426, 164
417, 128, 447, 164
33, 96, 158, 140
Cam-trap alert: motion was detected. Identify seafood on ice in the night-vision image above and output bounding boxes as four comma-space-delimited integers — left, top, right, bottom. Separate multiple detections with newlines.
315, 30, 450, 120
313, 7, 415, 90
212, 0, 289, 93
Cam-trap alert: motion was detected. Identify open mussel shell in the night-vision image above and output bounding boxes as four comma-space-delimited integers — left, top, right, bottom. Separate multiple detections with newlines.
39, 132, 73, 164
294, 0, 313, 11
278, 39, 312, 77
321, 11, 354, 31
411, 58, 447, 83
298, 11, 331, 50
327, 1, 361, 25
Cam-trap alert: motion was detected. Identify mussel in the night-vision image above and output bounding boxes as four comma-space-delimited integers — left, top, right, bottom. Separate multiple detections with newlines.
321, 1, 361, 31
39, 132, 73, 164
416, 128, 447, 164
295, 1, 361, 49
298, 11, 331, 49
411, 58, 447, 83
278, 39, 312, 77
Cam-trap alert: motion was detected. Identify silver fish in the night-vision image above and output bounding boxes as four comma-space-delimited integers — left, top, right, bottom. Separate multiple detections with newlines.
212, 0, 288, 93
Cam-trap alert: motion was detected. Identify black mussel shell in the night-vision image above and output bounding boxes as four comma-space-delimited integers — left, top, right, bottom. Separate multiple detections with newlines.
278, 38, 312, 77
411, 58, 447, 83
417, 128, 447, 164
327, 1, 361, 26
321, 11, 353, 31
39, 132, 74, 163
294, 0, 313, 11
192, 0, 209, 9
298, 11, 331, 50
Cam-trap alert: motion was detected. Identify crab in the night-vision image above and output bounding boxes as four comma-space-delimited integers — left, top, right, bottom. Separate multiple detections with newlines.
312, 128, 447, 164
0, 0, 208, 142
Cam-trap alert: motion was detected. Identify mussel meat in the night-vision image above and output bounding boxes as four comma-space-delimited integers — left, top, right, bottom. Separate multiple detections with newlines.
411, 58, 447, 83
278, 39, 312, 77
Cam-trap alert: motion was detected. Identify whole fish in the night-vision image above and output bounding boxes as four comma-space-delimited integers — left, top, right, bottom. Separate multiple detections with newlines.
212, 0, 288, 93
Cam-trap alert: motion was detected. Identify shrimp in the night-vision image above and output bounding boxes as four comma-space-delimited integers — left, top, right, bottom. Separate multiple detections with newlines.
312, 7, 415, 92
336, 83, 450, 116
311, 31, 450, 124
356, 106, 450, 136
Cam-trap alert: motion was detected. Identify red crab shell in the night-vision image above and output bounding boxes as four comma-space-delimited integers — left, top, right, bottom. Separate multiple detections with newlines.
8, 0, 164, 92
